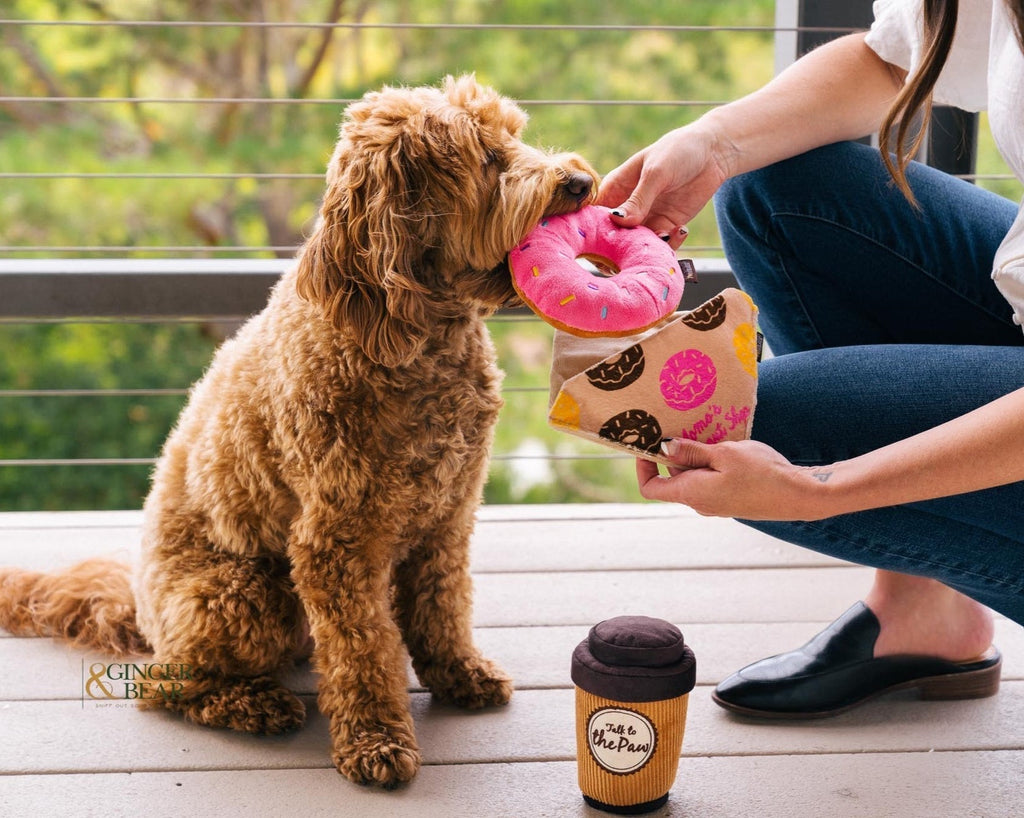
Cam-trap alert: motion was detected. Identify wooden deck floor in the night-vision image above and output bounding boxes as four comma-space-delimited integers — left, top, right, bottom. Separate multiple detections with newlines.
1, 504, 1022, 817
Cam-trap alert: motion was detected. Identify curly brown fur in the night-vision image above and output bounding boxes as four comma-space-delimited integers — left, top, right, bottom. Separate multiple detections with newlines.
0, 560, 147, 656
0, 75, 597, 789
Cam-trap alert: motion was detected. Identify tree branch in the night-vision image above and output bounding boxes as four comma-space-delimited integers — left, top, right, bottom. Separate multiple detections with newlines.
4, 28, 66, 99
290, 0, 345, 98
2, 27, 72, 126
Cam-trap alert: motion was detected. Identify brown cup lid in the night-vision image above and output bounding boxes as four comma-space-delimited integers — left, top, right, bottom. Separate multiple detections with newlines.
589, 616, 687, 667
571, 615, 696, 703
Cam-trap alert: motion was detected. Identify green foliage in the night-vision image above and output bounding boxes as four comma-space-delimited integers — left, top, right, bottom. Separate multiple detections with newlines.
3, 0, 780, 510
1, 0, 777, 256
5, 0, 1017, 510
0, 323, 216, 510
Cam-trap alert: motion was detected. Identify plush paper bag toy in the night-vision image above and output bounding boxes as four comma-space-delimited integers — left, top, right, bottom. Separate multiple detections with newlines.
548, 288, 761, 466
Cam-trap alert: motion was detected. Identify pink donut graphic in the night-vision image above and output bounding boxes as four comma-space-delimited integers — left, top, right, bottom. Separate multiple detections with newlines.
660, 349, 717, 411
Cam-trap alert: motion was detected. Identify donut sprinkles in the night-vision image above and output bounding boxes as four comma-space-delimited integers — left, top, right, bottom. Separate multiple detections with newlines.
509, 205, 685, 337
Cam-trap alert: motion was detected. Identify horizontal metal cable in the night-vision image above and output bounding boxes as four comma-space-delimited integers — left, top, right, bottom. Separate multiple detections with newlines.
959, 174, 1022, 182
0, 316, 261, 325
0, 385, 547, 397
0, 389, 189, 398
1, 171, 1016, 183
0, 458, 156, 467
0, 244, 725, 254
0, 19, 853, 33
0, 172, 323, 180
0, 315, 560, 325
0, 96, 725, 106
0, 451, 629, 468
0, 245, 300, 253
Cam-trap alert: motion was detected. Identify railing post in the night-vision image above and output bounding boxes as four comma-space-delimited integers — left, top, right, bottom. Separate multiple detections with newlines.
774, 0, 977, 178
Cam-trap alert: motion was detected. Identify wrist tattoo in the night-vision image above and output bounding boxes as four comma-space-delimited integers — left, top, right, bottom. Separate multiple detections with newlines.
810, 469, 833, 484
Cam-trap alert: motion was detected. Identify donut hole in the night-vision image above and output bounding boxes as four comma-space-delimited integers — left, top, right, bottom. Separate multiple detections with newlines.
576, 253, 620, 279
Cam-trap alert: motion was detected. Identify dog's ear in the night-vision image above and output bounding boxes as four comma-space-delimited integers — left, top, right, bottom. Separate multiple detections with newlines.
443, 74, 527, 137
295, 119, 434, 368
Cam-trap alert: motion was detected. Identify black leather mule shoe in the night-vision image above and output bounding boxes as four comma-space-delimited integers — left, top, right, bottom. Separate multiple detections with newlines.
712, 602, 1002, 719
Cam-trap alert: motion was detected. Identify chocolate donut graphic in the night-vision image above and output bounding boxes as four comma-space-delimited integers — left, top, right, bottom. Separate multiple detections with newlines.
598, 409, 663, 454
586, 344, 646, 391
680, 294, 727, 331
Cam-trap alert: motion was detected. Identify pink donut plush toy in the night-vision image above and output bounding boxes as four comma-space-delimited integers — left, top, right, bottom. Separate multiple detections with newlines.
509, 205, 685, 337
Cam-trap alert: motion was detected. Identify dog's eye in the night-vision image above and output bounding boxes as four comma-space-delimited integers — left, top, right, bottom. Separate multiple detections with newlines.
482, 149, 501, 169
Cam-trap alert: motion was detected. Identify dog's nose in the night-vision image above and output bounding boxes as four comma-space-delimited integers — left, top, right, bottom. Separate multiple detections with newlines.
562, 172, 593, 200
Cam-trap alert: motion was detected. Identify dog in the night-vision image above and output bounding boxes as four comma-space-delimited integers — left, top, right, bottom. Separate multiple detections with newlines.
0, 75, 598, 788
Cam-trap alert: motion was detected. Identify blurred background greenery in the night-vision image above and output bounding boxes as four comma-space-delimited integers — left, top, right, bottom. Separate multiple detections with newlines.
1, 1, 1019, 510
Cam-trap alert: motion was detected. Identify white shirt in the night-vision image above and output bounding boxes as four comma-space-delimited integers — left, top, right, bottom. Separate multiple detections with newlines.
866, 0, 1024, 328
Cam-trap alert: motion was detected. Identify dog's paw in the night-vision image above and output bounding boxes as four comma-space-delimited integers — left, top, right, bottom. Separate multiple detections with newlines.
333, 727, 421, 788
155, 675, 307, 735
426, 656, 514, 709
232, 681, 308, 735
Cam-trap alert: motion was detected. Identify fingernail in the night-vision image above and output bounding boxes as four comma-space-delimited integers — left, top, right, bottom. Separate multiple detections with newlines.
658, 232, 671, 242
610, 208, 626, 218
678, 225, 689, 238
660, 439, 680, 457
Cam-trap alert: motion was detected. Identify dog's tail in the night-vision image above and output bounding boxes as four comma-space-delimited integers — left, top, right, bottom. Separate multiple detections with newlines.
0, 559, 149, 656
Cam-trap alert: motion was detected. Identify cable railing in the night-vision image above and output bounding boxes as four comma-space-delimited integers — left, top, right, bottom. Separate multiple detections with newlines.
1, 17, 1017, 260
0, 18, 848, 31
2, 3, 1021, 510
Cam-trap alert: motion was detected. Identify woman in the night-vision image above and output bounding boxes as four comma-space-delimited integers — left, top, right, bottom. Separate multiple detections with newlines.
596, 0, 1024, 718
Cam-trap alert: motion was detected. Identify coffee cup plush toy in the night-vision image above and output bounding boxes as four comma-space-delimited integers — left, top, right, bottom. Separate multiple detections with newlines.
572, 616, 697, 813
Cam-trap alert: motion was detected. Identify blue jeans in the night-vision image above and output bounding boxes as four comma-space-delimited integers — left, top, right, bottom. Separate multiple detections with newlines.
713, 141, 1024, 625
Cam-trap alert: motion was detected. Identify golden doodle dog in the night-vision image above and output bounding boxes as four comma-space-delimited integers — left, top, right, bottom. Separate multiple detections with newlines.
0, 75, 597, 787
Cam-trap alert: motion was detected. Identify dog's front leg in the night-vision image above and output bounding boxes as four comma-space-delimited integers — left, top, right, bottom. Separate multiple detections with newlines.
289, 515, 421, 788
393, 512, 513, 710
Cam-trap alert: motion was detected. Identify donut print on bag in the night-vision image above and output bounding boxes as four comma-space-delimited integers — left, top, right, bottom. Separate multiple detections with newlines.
585, 344, 645, 391
547, 288, 760, 466
733, 322, 759, 377
659, 349, 718, 411
680, 293, 727, 331
598, 409, 664, 455
549, 391, 582, 430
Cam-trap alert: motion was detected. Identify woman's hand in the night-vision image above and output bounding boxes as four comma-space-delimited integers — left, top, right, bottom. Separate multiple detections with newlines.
641, 381, 1024, 521
595, 124, 730, 249
636, 438, 833, 521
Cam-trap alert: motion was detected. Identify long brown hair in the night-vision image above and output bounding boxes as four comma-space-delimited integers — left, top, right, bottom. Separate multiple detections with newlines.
879, 0, 1024, 203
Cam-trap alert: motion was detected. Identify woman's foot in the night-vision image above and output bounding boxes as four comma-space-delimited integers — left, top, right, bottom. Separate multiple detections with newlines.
711, 571, 1001, 719
864, 570, 995, 662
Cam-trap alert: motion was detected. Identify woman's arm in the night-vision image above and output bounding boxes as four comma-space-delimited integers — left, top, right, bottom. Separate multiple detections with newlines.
701, 31, 905, 179
637, 385, 1024, 521
597, 32, 906, 238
